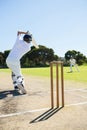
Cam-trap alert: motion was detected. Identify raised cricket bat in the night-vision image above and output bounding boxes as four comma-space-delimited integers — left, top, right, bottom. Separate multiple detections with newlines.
27, 31, 39, 49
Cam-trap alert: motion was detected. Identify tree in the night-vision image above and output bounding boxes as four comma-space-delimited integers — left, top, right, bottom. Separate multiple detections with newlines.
4, 50, 10, 59
0, 52, 4, 67
21, 45, 59, 67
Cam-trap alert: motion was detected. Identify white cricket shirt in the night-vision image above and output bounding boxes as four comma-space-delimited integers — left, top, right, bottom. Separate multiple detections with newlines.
70, 59, 76, 65
7, 35, 31, 62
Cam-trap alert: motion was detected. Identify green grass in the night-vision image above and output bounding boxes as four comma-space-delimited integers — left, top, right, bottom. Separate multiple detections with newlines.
0, 65, 87, 83
64, 66, 87, 82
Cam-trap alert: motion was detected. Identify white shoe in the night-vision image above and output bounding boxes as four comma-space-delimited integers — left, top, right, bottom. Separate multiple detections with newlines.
18, 84, 27, 94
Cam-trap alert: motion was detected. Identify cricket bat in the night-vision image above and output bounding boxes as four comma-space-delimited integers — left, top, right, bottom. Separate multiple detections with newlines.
27, 31, 39, 49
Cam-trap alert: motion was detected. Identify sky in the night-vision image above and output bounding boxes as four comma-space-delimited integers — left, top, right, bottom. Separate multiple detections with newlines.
0, 0, 87, 57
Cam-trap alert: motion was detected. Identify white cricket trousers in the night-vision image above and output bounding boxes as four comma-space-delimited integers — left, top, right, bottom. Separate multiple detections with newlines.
6, 59, 24, 87
70, 64, 79, 72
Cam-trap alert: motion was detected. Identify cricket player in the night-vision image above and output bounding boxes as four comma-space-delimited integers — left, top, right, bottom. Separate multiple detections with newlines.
69, 57, 79, 72
6, 31, 32, 94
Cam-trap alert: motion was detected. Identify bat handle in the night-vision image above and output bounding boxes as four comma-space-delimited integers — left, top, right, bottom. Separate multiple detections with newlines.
26, 30, 29, 34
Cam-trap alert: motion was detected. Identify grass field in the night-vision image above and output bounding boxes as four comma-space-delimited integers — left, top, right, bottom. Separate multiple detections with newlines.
0, 65, 87, 83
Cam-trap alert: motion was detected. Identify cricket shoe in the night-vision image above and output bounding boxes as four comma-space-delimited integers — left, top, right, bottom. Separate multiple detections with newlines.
18, 84, 27, 94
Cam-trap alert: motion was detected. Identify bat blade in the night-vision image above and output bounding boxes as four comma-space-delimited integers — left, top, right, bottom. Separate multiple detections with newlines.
32, 37, 39, 49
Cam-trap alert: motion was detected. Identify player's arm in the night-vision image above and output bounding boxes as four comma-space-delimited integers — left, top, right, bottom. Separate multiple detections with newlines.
17, 31, 28, 36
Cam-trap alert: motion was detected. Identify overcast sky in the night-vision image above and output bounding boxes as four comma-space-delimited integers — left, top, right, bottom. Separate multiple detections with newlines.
0, 0, 87, 57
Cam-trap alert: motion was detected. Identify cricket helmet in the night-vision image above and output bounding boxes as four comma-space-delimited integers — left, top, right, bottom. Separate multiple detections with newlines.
23, 34, 32, 43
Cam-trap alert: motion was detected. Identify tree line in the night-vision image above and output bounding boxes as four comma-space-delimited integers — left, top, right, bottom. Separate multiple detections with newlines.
0, 45, 87, 68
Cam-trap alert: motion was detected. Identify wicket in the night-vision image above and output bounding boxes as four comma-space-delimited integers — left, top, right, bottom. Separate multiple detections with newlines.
50, 61, 64, 108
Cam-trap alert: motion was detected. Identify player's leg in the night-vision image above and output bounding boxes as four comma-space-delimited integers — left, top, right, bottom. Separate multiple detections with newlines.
74, 64, 79, 72
6, 60, 18, 90
6, 60, 26, 94
12, 63, 27, 94
11, 72, 19, 90
17, 75, 26, 94
70, 64, 73, 72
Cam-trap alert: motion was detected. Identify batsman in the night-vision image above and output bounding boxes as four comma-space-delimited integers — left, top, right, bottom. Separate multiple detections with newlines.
6, 31, 32, 94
